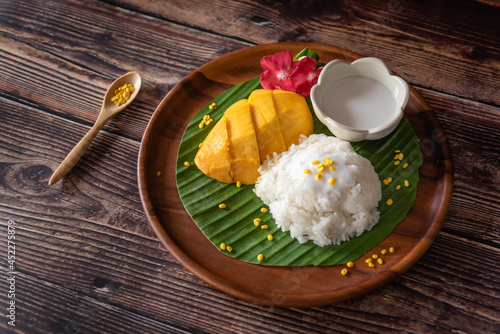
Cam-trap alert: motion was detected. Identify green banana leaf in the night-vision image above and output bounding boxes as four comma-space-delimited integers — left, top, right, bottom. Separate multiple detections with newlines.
176, 76, 422, 266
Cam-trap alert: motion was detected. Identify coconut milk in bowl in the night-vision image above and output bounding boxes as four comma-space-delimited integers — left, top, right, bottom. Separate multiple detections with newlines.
311, 57, 409, 142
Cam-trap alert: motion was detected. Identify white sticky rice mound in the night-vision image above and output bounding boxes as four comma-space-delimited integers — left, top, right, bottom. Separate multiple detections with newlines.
254, 134, 382, 247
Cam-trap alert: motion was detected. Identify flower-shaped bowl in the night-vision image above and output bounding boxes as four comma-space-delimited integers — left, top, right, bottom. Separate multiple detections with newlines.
310, 57, 409, 141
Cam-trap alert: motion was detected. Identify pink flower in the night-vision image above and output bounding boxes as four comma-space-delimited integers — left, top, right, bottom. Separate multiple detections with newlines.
260, 50, 297, 92
259, 50, 323, 98
289, 57, 323, 98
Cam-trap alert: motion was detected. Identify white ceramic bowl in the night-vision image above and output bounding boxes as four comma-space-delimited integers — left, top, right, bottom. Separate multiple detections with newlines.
310, 57, 409, 142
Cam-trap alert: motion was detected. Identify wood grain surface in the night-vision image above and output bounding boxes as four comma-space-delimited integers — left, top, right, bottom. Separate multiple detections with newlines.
0, 0, 499, 333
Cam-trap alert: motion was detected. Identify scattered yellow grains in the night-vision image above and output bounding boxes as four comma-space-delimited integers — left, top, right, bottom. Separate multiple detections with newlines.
324, 157, 333, 165
236, 181, 241, 188
403, 163, 408, 169
303, 169, 311, 174
267, 234, 273, 241
372, 254, 379, 259
220, 243, 226, 250
388, 177, 393, 182
208, 102, 217, 110
387, 198, 394, 206
404, 180, 410, 187
341, 268, 348, 276
328, 178, 336, 185
315, 173, 322, 180
260, 208, 268, 213
156, 171, 161, 177
395, 149, 401, 153
329, 166, 335, 171
381, 249, 388, 255
383, 179, 389, 185
377, 258, 384, 265
365, 258, 373, 264
394, 160, 401, 166
261, 225, 268, 230
389, 246, 395, 253
311, 160, 319, 165
347, 261, 354, 268
396, 185, 401, 190
199, 114, 214, 128
257, 254, 264, 261
218, 203, 226, 209
398, 153, 404, 160
253, 218, 261, 226
184, 161, 190, 167
111, 83, 135, 106
226, 246, 233, 252
368, 262, 375, 268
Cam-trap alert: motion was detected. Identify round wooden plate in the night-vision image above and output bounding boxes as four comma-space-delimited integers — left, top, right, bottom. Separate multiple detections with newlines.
138, 42, 453, 307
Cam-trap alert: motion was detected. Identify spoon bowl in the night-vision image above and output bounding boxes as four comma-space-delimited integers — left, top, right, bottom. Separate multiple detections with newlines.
48, 71, 142, 185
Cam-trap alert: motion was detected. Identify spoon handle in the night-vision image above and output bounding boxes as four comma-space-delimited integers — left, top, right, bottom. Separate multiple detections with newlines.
48, 121, 105, 185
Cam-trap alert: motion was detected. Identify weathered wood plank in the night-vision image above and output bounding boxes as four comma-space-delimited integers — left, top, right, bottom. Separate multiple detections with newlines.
0, 0, 253, 141
1, 98, 499, 333
112, 0, 500, 105
1, 0, 499, 333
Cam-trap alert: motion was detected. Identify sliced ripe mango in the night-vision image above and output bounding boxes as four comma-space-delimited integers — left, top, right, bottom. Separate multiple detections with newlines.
224, 99, 261, 185
248, 89, 287, 162
194, 89, 313, 185
272, 90, 313, 148
194, 116, 233, 183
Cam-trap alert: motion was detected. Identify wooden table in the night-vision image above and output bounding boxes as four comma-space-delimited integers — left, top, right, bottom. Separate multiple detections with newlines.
1, 0, 499, 333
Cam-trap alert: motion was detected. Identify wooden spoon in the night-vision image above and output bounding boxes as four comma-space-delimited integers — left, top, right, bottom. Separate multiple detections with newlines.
48, 71, 142, 185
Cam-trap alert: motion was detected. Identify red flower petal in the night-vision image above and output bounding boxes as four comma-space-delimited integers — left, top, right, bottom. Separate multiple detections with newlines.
260, 50, 293, 72
290, 57, 318, 87
260, 51, 297, 91
260, 70, 279, 90
276, 76, 296, 92
290, 58, 322, 98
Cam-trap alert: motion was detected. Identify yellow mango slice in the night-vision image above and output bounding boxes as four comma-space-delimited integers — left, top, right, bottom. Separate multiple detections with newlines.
194, 116, 233, 183
248, 89, 287, 162
225, 99, 261, 184
272, 90, 313, 148
194, 89, 313, 185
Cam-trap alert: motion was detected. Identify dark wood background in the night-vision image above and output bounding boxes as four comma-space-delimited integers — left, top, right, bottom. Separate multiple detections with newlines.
0, 0, 499, 333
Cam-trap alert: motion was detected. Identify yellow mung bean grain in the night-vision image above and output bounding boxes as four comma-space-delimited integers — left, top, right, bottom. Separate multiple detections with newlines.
257, 254, 264, 261
341, 268, 348, 276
